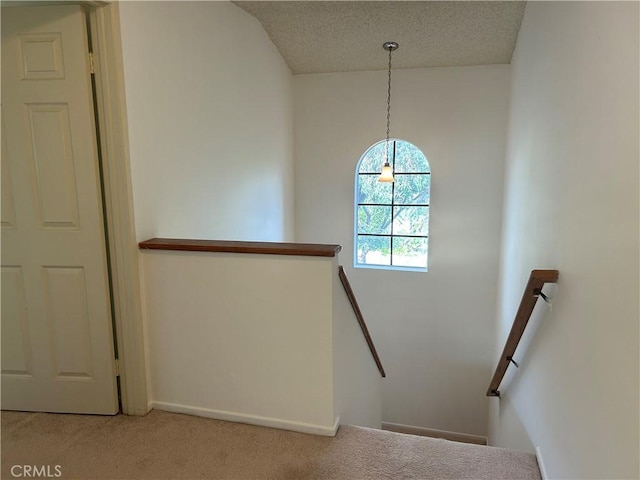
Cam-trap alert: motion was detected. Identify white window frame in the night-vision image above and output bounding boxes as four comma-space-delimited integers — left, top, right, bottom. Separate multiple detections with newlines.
353, 138, 431, 272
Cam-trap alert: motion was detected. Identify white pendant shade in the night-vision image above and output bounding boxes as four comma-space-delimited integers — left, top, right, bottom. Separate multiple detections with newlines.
378, 163, 394, 183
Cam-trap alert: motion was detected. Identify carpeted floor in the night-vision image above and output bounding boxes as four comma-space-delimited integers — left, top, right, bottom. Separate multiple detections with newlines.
1, 409, 541, 480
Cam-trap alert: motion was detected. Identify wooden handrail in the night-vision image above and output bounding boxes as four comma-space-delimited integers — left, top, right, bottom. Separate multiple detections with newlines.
338, 266, 386, 378
138, 238, 342, 257
487, 269, 559, 397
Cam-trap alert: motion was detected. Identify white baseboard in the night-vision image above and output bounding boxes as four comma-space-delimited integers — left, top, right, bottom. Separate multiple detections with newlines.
151, 401, 339, 437
382, 422, 488, 445
535, 446, 548, 480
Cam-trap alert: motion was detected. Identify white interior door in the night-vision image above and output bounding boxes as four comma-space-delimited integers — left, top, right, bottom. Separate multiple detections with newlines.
1, 4, 118, 414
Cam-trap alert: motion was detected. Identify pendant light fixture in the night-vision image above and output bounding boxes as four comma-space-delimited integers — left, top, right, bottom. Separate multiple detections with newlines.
379, 41, 398, 183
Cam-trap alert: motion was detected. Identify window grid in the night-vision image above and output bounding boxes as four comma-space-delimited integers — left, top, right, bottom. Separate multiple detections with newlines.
358, 203, 430, 207
357, 233, 428, 239
390, 165, 395, 265
355, 139, 430, 271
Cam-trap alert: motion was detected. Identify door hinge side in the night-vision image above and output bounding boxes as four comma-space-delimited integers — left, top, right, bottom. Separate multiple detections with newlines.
115, 359, 120, 377
89, 51, 96, 75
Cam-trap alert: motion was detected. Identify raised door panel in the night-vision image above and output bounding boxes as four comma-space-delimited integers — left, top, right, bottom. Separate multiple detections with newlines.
1, 113, 17, 229
26, 103, 80, 228
1, 267, 32, 376
19, 32, 65, 80
43, 267, 93, 378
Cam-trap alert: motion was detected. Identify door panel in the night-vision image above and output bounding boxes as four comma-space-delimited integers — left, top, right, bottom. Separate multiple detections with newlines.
1, 267, 32, 375
43, 266, 94, 378
1, 119, 17, 229
1, 4, 118, 414
19, 32, 66, 80
26, 103, 81, 228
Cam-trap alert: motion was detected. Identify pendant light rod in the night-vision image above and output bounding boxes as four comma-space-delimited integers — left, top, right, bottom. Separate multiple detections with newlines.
380, 41, 398, 183
384, 41, 398, 149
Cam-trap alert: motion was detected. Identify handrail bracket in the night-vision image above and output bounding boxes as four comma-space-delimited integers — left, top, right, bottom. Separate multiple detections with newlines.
533, 288, 552, 306
506, 355, 519, 369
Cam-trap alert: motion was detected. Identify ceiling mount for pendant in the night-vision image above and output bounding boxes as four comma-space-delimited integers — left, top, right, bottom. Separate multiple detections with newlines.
383, 41, 399, 52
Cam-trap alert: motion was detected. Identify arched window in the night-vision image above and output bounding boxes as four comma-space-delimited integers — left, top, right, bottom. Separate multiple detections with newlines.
354, 139, 430, 271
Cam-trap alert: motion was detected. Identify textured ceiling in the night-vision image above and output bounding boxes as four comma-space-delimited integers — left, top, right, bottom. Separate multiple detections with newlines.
233, 1, 526, 74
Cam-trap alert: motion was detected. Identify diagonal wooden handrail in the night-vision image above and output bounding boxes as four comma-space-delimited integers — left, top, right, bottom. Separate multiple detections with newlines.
338, 266, 386, 378
487, 269, 559, 397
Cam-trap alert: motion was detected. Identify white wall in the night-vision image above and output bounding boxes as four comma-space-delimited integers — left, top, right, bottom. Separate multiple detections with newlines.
141, 250, 382, 435
141, 250, 336, 435
489, 2, 639, 479
119, 1, 294, 242
294, 65, 510, 436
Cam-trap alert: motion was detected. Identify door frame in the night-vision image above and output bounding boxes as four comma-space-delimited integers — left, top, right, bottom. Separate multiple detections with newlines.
87, 2, 149, 416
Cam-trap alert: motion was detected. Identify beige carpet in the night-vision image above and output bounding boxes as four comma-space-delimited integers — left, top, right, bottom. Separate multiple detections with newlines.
1, 409, 541, 480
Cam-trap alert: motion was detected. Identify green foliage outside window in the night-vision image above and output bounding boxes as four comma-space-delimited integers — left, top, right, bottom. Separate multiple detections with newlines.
354, 140, 430, 270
